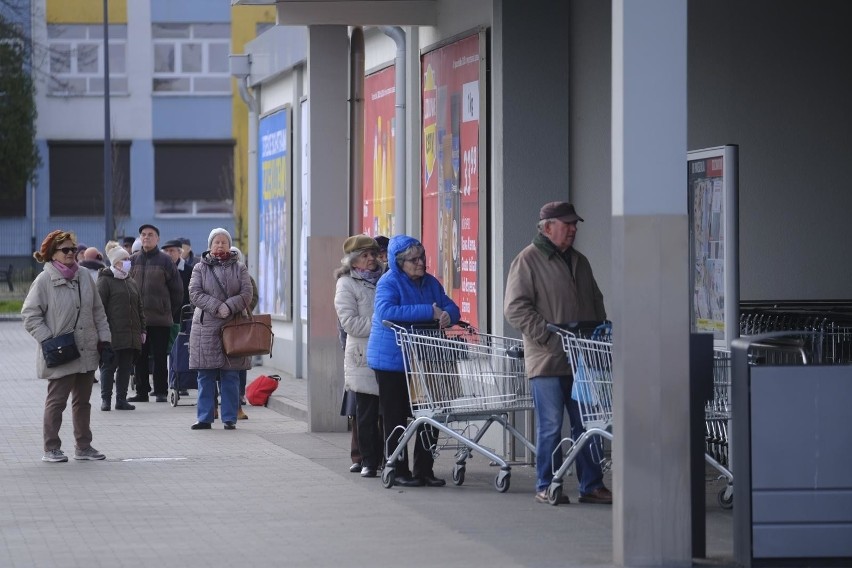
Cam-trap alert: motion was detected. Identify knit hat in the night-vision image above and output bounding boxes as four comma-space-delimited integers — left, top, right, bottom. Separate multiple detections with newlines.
343, 234, 378, 254
208, 227, 232, 249
33, 230, 76, 263
105, 241, 129, 265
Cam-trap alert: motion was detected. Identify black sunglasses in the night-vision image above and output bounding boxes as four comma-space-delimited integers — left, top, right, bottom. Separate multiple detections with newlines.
57, 247, 77, 255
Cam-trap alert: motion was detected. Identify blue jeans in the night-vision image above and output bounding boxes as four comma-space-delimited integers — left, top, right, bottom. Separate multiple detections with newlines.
197, 369, 239, 423
531, 375, 604, 494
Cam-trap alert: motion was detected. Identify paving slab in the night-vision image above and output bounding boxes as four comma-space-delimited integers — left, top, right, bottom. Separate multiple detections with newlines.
0, 320, 735, 567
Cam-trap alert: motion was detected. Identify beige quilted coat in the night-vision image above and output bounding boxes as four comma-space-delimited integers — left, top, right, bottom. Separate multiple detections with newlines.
335, 271, 378, 395
188, 253, 253, 371
22, 262, 111, 379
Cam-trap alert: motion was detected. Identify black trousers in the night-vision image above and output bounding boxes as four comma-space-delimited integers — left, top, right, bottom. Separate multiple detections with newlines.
100, 348, 136, 402
135, 325, 170, 396
355, 392, 382, 469
375, 369, 436, 478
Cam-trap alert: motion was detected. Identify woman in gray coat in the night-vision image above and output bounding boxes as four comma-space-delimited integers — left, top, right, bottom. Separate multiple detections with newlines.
188, 228, 252, 430
334, 235, 384, 477
22, 230, 112, 462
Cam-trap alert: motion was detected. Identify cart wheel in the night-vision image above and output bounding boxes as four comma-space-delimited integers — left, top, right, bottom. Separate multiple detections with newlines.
718, 486, 733, 509
168, 389, 178, 407
547, 485, 563, 506
452, 464, 466, 486
381, 467, 395, 489
494, 471, 511, 493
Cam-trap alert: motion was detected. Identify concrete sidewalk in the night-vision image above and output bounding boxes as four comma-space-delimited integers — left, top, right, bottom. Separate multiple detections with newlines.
0, 320, 735, 567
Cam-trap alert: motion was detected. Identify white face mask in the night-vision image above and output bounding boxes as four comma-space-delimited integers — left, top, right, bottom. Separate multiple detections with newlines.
121, 260, 131, 272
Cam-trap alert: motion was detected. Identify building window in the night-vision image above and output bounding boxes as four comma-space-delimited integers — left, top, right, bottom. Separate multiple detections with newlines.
48, 142, 131, 216
152, 23, 231, 94
46, 24, 128, 96
154, 142, 234, 217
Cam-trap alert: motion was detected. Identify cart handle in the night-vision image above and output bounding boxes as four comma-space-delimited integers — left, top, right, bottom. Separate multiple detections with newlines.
382, 319, 471, 330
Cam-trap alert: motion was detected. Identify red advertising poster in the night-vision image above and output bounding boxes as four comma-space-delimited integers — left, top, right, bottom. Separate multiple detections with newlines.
362, 65, 396, 237
421, 34, 481, 329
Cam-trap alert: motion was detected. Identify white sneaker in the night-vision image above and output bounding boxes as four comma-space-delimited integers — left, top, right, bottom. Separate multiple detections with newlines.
42, 449, 68, 463
74, 447, 106, 461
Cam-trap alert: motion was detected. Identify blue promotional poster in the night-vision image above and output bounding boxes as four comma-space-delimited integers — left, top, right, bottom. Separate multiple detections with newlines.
258, 107, 290, 318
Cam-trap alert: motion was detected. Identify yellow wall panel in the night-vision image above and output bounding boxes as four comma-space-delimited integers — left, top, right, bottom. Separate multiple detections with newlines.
230, 6, 277, 254
47, 0, 127, 24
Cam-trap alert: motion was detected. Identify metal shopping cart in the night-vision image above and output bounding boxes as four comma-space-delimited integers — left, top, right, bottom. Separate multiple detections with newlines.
543, 322, 614, 506
380, 321, 535, 493
705, 328, 851, 510
705, 348, 734, 508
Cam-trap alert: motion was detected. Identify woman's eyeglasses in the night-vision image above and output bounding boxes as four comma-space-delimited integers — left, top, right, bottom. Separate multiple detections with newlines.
403, 256, 426, 264
57, 247, 77, 255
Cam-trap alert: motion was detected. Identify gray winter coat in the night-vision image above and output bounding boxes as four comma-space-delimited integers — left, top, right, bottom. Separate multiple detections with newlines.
335, 271, 378, 395
188, 252, 253, 371
97, 268, 146, 351
22, 262, 111, 379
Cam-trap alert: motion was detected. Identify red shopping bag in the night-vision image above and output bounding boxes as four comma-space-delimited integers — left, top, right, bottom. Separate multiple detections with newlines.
246, 374, 281, 406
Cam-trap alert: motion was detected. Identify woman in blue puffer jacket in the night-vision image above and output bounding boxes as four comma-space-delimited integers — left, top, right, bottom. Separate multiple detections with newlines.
366, 234, 460, 487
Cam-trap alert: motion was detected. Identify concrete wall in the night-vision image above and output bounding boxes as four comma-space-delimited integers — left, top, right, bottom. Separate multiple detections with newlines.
571, 0, 852, 303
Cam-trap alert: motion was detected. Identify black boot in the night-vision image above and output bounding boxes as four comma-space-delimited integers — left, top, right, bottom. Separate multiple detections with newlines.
101, 399, 111, 411
115, 399, 135, 410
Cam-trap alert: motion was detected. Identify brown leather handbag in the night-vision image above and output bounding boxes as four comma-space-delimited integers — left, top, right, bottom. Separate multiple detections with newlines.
221, 312, 274, 357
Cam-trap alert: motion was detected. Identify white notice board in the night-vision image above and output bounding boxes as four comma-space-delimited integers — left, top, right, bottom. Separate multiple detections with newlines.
688, 145, 739, 348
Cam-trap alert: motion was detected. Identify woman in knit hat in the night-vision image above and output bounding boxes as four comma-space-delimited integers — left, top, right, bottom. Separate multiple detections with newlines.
96, 242, 146, 411
334, 234, 384, 477
21, 230, 112, 462
187, 228, 253, 430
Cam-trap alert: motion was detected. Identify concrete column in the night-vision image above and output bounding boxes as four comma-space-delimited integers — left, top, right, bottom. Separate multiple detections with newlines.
611, 1, 690, 566
491, 0, 570, 337
306, 25, 349, 432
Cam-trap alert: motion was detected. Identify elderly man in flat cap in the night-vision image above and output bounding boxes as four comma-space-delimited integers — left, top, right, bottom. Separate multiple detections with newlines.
128, 224, 183, 402
504, 201, 613, 505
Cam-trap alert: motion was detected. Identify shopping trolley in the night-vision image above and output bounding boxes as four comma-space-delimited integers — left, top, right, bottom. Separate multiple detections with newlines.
167, 305, 198, 407
704, 330, 850, 510
380, 321, 534, 493
542, 322, 614, 506
705, 348, 734, 509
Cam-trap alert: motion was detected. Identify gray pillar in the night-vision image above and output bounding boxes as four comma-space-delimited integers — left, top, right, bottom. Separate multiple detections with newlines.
611, 1, 691, 565
492, 0, 570, 337
306, 25, 349, 433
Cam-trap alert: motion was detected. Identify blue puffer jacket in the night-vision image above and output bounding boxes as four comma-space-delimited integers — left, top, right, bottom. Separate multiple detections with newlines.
366, 235, 460, 372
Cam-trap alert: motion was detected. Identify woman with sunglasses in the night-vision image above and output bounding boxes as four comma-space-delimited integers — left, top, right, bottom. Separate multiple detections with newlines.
22, 230, 112, 463
366, 235, 460, 487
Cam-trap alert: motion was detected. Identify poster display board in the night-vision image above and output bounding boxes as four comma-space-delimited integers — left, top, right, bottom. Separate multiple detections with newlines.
687, 145, 739, 346
300, 98, 309, 321
362, 65, 396, 237
258, 106, 292, 319
420, 31, 485, 330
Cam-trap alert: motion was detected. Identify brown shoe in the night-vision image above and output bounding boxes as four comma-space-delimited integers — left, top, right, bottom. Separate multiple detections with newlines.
237, 407, 248, 420
579, 486, 613, 504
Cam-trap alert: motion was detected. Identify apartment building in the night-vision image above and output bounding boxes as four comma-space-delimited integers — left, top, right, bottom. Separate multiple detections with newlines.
0, 0, 274, 266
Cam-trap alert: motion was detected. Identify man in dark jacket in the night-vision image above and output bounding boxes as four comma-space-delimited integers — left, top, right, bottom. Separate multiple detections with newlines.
128, 224, 183, 402
161, 239, 191, 312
